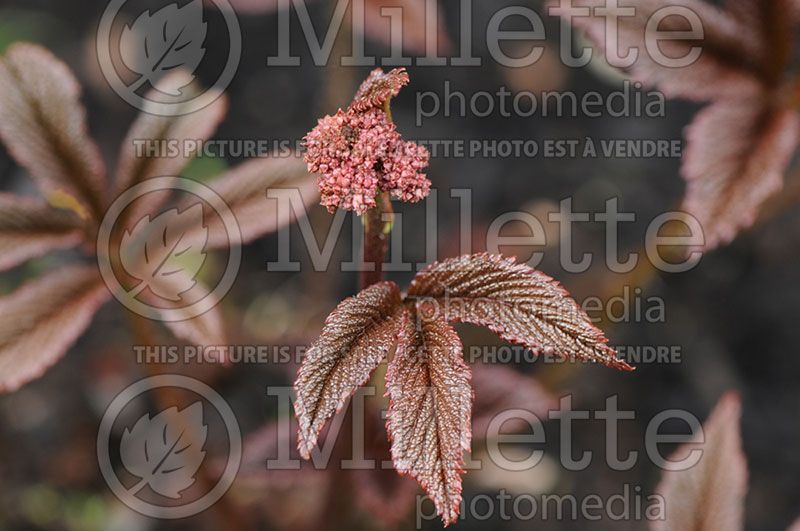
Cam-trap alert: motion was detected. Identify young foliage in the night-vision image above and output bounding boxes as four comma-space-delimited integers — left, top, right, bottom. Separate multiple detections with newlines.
653, 392, 800, 530
294, 281, 403, 458
0, 266, 109, 392
552, 0, 800, 248
408, 253, 631, 370
294, 254, 631, 524
653, 392, 747, 531
296, 67, 632, 525
241, 362, 555, 528
0, 43, 316, 392
386, 307, 472, 524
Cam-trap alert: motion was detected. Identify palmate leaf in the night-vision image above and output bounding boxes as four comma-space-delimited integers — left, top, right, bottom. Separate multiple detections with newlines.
554, 0, 800, 249
0, 265, 109, 392
0, 192, 85, 272
553, 0, 765, 101
295, 253, 627, 524
175, 155, 318, 249
114, 72, 227, 195
0, 43, 106, 218
408, 253, 632, 370
653, 393, 747, 531
114, 71, 227, 227
349, 67, 409, 113
136, 269, 226, 349
294, 281, 403, 458
386, 307, 472, 526
682, 100, 800, 248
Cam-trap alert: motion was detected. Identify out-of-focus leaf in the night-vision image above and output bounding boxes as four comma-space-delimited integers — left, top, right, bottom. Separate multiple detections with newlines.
113, 70, 227, 222
681, 101, 800, 249
0, 265, 109, 392
652, 393, 747, 531
294, 281, 402, 458
178, 155, 318, 249
0, 43, 106, 217
0, 192, 85, 272
471, 363, 556, 439
553, 0, 765, 101
386, 307, 472, 526
143, 272, 226, 348
408, 253, 632, 370
554, 0, 800, 249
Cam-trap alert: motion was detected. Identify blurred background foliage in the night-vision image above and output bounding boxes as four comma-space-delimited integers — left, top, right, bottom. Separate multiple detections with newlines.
0, 1, 799, 530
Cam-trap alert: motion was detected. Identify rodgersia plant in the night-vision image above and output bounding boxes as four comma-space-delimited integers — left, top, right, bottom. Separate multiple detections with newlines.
0, 43, 315, 393
553, 0, 800, 249
295, 68, 633, 525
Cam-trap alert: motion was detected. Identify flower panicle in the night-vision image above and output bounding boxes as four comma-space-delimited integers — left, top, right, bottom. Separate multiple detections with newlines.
303, 68, 430, 215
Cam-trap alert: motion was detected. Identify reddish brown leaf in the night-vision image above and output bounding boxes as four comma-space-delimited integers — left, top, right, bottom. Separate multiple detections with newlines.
553, 0, 765, 101
653, 392, 747, 531
725, 0, 796, 86
0, 265, 109, 392
408, 253, 632, 371
114, 72, 228, 225
471, 363, 556, 439
554, 0, 800, 248
0, 43, 106, 217
133, 269, 226, 348
681, 101, 800, 248
386, 307, 472, 526
0, 193, 85, 272
350, 67, 409, 113
178, 155, 318, 249
294, 281, 402, 458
